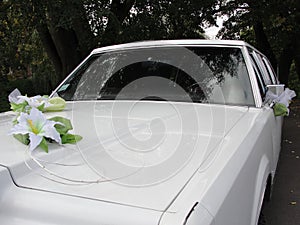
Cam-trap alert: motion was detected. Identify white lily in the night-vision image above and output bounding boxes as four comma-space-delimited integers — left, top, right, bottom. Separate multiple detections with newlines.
18, 95, 51, 109
8, 89, 66, 113
9, 107, 61, 151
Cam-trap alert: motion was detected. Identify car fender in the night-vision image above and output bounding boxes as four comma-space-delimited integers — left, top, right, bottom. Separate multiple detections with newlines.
250, 154, 271, 225
159, 202, 215, 225
184, 202, 215, 225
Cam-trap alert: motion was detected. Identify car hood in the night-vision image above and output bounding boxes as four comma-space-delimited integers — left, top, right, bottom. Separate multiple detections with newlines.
0, 101, 249, 212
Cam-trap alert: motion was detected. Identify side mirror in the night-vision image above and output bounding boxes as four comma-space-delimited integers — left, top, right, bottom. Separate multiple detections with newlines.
266, 84, 285, 96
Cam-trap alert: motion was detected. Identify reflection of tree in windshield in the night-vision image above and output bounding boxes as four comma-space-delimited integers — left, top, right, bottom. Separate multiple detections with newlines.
185, 47, 247, 103
98, 61, 205, 102
190, 47, 243, 83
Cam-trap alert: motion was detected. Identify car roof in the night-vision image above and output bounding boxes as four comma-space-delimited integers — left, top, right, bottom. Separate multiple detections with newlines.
91, 39, 254, 54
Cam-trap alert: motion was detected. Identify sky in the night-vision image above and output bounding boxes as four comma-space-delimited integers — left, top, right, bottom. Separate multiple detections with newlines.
204, 17, 224, 39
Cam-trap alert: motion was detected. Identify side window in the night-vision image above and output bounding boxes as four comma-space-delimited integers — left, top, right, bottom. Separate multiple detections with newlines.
255, 53, 272, 85
262, 57, 278, 84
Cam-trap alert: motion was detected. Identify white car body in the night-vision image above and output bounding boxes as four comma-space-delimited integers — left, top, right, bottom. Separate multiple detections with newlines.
0, 40, 283, 225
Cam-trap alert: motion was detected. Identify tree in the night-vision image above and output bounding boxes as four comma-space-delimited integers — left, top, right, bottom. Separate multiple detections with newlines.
23, 0, 99, 84
216, 0, 300, 85
0, 0, 56, 111
1, 0, 219, 85
0, 1, 53, 91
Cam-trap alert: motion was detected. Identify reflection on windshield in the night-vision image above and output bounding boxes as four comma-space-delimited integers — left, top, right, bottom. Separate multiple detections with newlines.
56, 47, 254, 106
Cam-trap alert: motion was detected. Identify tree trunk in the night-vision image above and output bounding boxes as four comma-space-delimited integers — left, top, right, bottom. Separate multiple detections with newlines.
48, 25, 82, 79
253, 21, 277, 70
46, 2, 85, 80
36, 24, 62, 85
70, 0, 96, 57
30, 0, 96, 82
278, 44, 294, 85
29, 0, 62, 87
101, 0, 135, 46
294, 38, 300, 81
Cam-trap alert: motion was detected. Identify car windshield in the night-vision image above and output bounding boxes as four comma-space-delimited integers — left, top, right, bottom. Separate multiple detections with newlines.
55, 46, 255, 106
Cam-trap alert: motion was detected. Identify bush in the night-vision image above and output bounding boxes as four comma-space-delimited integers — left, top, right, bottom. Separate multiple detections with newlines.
0, 64, 56, 113
0, 78, 36, 112
288, 63, 300, 99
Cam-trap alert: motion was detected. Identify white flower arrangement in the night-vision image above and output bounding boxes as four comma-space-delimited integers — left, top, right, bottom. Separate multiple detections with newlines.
8, 89, 82, 152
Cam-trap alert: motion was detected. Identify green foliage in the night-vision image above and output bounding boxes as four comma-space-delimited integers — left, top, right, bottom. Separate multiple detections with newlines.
10, 102, 28, 113
118, 0, 215, 41
13, 134, 30, 145
0, 2, 50, 77
50, 116, 83, 145
39, 137, 49, 153
0, 96, 9, 113
274, 103, 288, 116
0, 1, 55, 112
0, 82, 10, 112
0, 74, 56, 113
0, 78, 34, 112
217, 0, 300, 84
288, 63, 300, 98
50, 116, 73, 134
0, 0, 220, 112
11, 113, 82, 152
61, 134, 83, 144
1, 0, 299, 105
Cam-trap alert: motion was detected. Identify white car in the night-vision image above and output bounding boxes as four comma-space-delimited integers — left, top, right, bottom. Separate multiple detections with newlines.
0, 40, 285, 225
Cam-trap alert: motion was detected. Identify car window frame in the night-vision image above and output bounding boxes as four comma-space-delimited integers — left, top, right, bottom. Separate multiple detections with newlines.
250, 56, 266, 98
249, 52, 267, 95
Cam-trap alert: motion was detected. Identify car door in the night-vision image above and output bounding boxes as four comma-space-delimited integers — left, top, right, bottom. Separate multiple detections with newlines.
249, 49, 283, 172
259, 54, 283, 171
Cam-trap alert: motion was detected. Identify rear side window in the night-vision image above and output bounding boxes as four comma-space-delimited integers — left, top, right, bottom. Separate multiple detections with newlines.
255, 53, 272, 85
262, 57, 278, 84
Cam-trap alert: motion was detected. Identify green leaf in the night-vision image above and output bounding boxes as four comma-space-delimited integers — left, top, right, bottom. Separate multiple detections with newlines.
45, 97, 66, 111
10, 102, 28, 112
50, 116, 73, 134
61, 134, 83, 144
12, 118, 18, 125
38, 137, 49, 153
13, 134, 30, 145
274, 103, 288, 116
37, 103, 45, 112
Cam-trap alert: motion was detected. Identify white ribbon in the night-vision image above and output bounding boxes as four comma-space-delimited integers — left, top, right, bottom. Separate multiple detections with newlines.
265, 88, 296, 115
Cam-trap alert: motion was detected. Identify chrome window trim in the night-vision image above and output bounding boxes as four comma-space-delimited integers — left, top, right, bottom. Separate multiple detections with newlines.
91, 40, 250, 54
242, 46, 263, 107
250, 56, 266, 95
